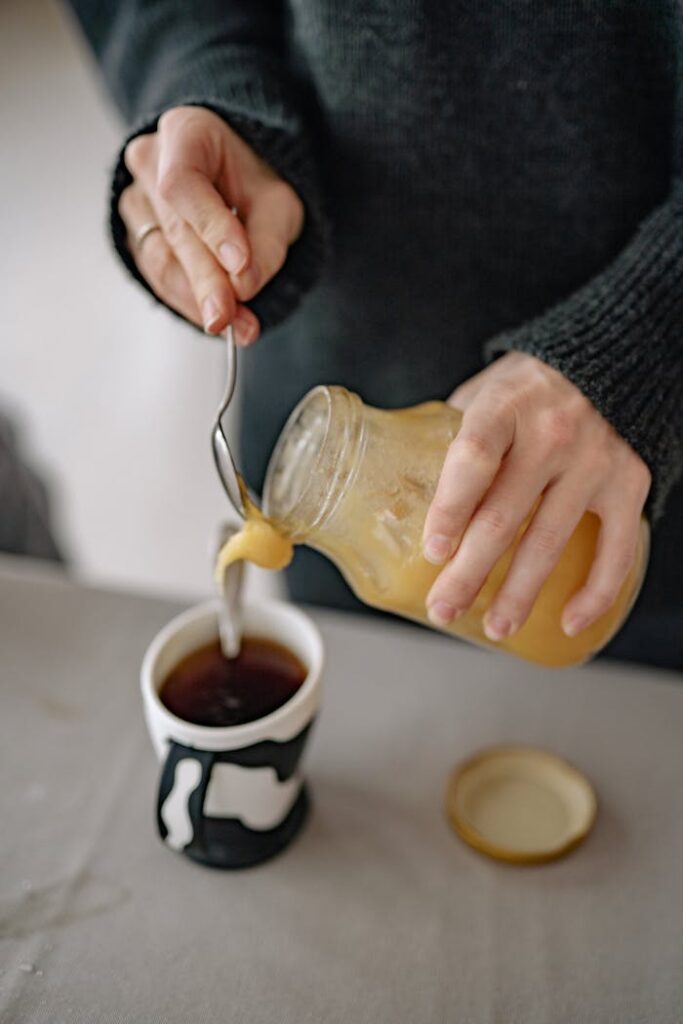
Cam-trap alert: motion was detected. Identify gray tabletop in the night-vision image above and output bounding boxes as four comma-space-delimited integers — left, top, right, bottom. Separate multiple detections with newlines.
1, 556, 683, 1024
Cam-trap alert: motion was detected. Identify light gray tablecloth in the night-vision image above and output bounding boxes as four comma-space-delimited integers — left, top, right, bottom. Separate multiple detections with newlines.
1, 556, 682, 1023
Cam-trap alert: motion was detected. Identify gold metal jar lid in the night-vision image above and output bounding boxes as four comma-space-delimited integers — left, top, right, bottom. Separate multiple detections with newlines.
446, 745, 597, 865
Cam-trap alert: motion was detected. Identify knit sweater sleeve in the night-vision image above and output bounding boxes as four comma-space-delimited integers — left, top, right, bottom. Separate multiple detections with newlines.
485, 178, 683, 521
65, 0, 330, 329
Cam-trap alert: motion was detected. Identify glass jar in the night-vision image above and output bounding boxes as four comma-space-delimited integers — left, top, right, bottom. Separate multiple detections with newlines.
262, 386, 649, 667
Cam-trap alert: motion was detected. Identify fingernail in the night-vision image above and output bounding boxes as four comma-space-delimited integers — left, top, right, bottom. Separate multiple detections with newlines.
563, 615, 587, 638
423, 535, 452, 565
219, 241, 247, 275
233, 314, 257, 346
427, 601, 457, 627
202, 297, 222, 333
484, 614, 512, 642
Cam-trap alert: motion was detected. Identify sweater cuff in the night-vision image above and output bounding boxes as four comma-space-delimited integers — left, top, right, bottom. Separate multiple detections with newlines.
485, 181, 683, 521
110, 82, 330, 331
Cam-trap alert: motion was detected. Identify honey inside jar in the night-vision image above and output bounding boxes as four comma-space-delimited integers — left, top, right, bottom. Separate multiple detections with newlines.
217, 387, 648, 668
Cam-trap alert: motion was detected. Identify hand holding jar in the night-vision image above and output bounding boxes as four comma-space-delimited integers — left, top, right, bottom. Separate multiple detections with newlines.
228, 374, 649, 667
422, 351, 652, 644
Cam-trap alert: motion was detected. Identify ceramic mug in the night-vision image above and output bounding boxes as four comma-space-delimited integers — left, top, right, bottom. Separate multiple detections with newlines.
141, 599, 323, 869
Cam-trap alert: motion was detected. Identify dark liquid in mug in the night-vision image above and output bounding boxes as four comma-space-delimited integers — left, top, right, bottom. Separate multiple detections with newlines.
160, 637, 307, 727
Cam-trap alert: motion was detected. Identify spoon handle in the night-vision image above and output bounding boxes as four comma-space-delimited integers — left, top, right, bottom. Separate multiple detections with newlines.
214, 522, 244, 659
211, 325, 246, 518
219, 559, 244, 659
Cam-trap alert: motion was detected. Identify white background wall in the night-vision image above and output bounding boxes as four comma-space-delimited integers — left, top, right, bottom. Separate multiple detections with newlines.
0, 0, 277, 602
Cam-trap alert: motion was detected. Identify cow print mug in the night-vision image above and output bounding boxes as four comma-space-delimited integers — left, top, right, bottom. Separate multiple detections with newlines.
141, 599, 323, 869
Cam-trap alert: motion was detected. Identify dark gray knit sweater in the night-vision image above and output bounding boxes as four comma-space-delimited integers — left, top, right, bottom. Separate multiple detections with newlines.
68, 1, 683, 608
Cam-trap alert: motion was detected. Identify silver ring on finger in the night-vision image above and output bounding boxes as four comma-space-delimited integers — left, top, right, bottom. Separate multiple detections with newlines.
134, 221, 162, 250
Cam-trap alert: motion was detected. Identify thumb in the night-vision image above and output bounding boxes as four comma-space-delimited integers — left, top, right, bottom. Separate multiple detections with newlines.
231, 181, 304, 302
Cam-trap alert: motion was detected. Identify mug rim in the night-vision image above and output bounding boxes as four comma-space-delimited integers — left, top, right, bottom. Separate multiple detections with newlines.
141, 598, 323, 746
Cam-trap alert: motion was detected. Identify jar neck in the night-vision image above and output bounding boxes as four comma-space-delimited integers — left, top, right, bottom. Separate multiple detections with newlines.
262, 386, 366, 542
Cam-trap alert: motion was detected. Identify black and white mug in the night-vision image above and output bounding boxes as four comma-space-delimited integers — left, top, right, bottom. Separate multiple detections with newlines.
140, 599, 323, 869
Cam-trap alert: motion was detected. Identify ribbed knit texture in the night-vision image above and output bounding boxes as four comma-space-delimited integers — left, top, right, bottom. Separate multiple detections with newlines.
68, 2, 683, 546
486, 179, 683, 520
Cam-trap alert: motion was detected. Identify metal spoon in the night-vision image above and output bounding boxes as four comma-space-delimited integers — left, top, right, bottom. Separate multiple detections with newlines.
211, 324, 248, 658
211, 324, 246, 520
214, 523, 244, 660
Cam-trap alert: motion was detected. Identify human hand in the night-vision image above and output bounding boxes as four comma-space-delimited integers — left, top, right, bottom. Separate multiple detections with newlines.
422, 352, 651, 640
118, 106, 305, 344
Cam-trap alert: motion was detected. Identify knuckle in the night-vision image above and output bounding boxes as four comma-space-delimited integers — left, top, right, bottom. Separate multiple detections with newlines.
124, 134, 152, 175
539, 407, 578, 450
455, 432, 494, 464
487, 379, 518, 407
474, 504, 511, 538
561, 386, 593, 419
192, 207, 216, 241
496, 591, 532, 623
483, 383, 519, 421
118, 185, 136, 222
272, 180, 304, 226
266, 178, 296, 206
630, 459, 652, 501
157, 107, 186, 134
263, 236, 288, 276
207, 209, 242, 251
527, 523, 562, 557
160, 210, 185, 243
429, 498, 462, 529
524, 356, 553, 388
588, 586, 619, 618
439, 574, 477, 609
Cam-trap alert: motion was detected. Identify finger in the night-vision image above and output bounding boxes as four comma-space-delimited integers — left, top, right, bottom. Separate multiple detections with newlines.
140, 232, 256, 340
119, 183, 202, 324
123, 131, 157, 179
155, 116, 251, 276
154, 196, 238, 333
448, 368, 488, 411
481, 477, 588, 640
127, 147, 239, 333
421, 390, 515, 565
136, 228, 202, 325
425, 449, 550, 626
231, 181, 304, 302
232, 305, 261, 347
561, 497, 641, 637
119, 181, 154, 250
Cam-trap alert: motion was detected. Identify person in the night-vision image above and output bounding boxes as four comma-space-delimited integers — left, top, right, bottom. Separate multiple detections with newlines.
66, 2, 682, 670
0, 413, 64, 564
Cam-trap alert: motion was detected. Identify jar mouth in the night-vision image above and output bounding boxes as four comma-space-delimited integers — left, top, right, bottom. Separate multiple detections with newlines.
262, 386, 335, 535
263, 385, 364, 540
